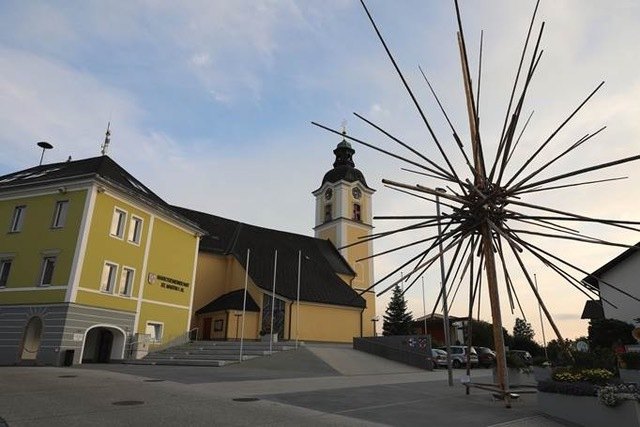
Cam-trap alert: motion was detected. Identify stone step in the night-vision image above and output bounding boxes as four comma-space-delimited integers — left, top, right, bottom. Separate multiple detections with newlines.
126, 358, 238, 367
144, 352, 260, 360
146, 349, 272, 357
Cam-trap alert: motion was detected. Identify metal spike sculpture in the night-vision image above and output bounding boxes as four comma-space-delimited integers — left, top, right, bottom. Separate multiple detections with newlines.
313, 0, 640, 405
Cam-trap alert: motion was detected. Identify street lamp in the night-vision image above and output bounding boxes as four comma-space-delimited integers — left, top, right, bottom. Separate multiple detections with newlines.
436, 187, 454, 387
371, 316, 380, 337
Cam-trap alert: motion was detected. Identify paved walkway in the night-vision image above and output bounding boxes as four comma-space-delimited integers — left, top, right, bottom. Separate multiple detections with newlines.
0, 345, 571, 426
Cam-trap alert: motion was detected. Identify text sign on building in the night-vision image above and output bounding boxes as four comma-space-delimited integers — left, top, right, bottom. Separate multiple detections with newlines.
148, 273, 189, 293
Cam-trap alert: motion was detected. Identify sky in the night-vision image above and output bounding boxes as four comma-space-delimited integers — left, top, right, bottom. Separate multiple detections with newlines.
1, 0, 639, 342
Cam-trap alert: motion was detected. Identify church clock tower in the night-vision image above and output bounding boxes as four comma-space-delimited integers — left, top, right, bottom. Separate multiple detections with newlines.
313, 133, 376, 336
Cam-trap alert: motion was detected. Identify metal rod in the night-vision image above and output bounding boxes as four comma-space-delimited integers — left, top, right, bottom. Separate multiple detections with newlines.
270, 250, 277, 354
239, 248, 250, 362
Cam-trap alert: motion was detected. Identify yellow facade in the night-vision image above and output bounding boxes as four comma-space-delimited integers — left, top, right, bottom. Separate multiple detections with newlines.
0, 188, 87, 297
290, 302, 362, 342
0, 156, 202, 366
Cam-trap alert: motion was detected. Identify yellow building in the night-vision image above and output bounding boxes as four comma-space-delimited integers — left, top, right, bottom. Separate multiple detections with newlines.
0, 156, 202, 366
181, 136, 376, 343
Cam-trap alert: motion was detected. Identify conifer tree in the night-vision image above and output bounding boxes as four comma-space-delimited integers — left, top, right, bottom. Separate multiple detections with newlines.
382, 285, 414, 335
513, 318, 535, 341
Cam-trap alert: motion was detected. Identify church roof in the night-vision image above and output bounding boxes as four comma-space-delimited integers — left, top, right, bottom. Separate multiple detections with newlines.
173, 206, 365, 309
0, 155, 203, 233
196, 289, 260, 314
319, 136, 372, 190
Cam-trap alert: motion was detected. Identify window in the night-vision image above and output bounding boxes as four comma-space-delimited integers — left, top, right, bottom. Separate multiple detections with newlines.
100, 262, 118, 293
324, 204, 332, 222
213, 319, 224, 332
109, 208, 127, 238
353, 203, 361, 221
39, 257, 56, 286
0, 260, 11, 287
145, 322, 163, 342
119, 267, 134, 296
51, 200, 69, 228
9, 205, 26, 232
127, 216, 143, 244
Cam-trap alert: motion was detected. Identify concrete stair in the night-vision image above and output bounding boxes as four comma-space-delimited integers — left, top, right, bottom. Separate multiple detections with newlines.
126, 340, 299, 367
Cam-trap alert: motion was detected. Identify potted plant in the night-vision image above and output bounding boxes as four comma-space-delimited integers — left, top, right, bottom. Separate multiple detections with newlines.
531, 357, 552, 382
620, 352, 640, 384
493, 352, 534, 386
538, 367, 640, 426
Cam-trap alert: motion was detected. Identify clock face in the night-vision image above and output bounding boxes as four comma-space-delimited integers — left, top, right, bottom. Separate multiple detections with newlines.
324, 188, 333, 200
352, 187, 362, 199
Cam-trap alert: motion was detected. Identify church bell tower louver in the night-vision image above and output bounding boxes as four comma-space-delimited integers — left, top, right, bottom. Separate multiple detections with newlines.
313, 132, 376, 336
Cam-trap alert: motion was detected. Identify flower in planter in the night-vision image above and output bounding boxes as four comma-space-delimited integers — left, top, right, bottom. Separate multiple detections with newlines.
597, 386, 619, 407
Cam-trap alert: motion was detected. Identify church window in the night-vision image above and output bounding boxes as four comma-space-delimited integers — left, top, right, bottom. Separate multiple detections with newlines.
353, 203, 361, 221
324, 204, 332, 222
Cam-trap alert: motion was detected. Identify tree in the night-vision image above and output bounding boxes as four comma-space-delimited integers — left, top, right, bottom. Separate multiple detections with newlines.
382, 285, 413, 335
588, 318, 635, 349
467, 319, 511, 349
513, 318, 535, 341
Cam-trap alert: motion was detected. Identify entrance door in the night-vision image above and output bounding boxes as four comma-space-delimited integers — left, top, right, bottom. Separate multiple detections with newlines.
97, 329, 113, 363
202, 318, 212, 340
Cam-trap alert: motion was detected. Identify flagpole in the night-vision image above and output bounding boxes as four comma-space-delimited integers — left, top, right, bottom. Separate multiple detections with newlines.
270, 249, 278, 354
534, 274, 548, 359
296, 250, 302, 348
422, 276, 427, 335
239, 249, 250, 362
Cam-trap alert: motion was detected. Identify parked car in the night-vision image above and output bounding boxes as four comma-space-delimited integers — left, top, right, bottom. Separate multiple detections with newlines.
474, 346, 496, 368
431, 348, 448, 368
438, 345, 478, 368
508, 350, 533, 365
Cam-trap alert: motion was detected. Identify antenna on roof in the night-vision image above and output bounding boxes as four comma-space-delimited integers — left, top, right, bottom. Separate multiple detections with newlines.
37, 141, 53, 166
100, 122, 111, 156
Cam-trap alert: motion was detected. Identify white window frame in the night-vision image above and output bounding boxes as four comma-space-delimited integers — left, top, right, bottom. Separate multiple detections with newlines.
119, 266, 135, 297
9, 205, 26, 232
109, 207, 127, 239
145, 321, 164, 342
127, 216, 143, 245
51, 200, 69, 229
39, 256, 57, 286
100, 261, 119, 293
0, 259, 12, 288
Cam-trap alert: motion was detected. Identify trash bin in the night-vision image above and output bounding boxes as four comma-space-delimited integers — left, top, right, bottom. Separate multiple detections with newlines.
63, 349, 74, 367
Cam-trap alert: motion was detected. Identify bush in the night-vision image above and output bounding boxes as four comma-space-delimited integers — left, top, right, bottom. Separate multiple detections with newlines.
620, 352, 640, 369
552, 367, 613, 385
537, 380, 597, 396
532, 356, 550, 367
573, 347, 617, 372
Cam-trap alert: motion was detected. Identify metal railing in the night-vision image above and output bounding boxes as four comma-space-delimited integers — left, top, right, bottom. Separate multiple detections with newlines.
125, 328, 199, 359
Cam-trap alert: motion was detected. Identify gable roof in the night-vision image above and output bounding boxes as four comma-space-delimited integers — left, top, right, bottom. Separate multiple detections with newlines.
0, 156, 203, 233
196, 289, 260, 314
173, 206, 365, 309
583, 242, 640, 288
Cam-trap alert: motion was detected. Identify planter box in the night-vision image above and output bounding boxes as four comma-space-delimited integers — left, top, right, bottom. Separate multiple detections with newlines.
532, 366, 552, 382
260, 334, 278, 343
621, 369, 640, 385
538, 391, 640, 427
493, 367, 536, 387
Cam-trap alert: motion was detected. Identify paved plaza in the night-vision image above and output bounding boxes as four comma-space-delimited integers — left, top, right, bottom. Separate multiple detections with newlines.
0, 345, 570, 426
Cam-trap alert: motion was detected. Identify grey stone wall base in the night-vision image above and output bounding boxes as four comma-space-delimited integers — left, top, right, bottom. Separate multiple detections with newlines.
538, 391, 640, 427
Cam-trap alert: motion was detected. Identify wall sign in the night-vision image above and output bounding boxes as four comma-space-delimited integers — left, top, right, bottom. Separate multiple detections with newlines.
148, 272, 189, 293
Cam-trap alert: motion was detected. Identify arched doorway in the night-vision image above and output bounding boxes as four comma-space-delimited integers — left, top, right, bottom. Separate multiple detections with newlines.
20, 316, 43, 361
81, 325, 126, 363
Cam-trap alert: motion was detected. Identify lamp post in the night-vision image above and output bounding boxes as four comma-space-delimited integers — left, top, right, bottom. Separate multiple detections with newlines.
371, 316, 380, 337
436, 187, 454, 387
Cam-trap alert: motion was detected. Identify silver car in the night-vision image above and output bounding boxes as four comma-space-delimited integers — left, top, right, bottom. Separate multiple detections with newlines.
438, 345, 479, 368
